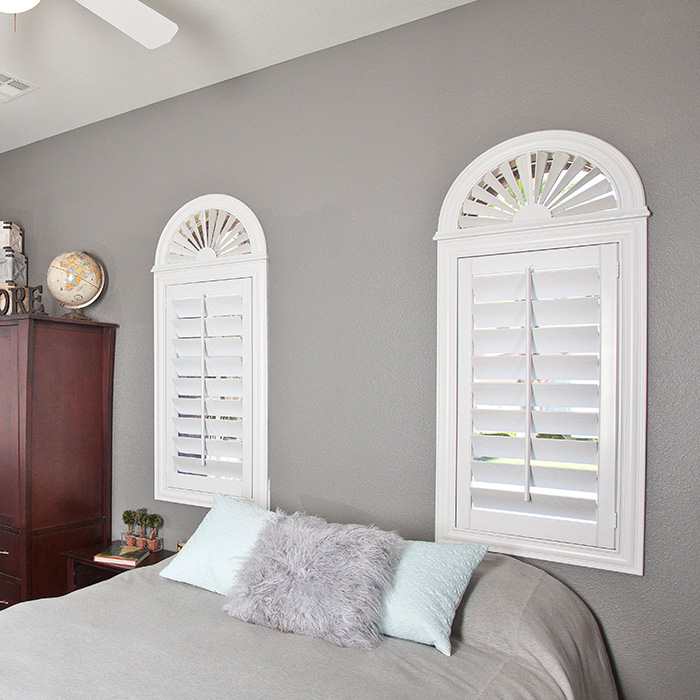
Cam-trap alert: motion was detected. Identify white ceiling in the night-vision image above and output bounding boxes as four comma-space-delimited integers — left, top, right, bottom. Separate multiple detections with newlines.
0, 0, 477, 155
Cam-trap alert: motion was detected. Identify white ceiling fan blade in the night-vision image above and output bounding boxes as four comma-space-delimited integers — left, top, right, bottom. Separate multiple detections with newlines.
73, 0, 178, 50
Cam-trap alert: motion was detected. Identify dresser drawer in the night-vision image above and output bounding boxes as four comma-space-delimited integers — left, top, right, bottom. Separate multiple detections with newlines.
0, 529, 21, 578
0, 577, 21, 610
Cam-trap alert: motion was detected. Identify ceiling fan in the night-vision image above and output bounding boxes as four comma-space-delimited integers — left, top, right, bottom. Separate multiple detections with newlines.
0, 0, 178, 49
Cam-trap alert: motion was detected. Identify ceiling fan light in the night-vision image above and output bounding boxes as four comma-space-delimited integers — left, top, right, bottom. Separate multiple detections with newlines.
0, 0, 41, 13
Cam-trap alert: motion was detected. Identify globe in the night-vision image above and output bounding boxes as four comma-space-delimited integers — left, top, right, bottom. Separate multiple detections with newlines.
46, 251, 105, 312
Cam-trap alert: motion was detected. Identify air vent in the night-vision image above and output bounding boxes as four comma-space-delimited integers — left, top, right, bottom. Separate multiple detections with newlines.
0, 71, 37, 104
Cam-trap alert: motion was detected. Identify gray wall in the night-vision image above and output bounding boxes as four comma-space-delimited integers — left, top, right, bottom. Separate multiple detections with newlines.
1, 0, 699, 698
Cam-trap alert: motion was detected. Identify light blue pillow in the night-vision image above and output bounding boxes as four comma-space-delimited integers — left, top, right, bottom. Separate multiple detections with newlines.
160, 494, 274, 595
381, 540, 487, 655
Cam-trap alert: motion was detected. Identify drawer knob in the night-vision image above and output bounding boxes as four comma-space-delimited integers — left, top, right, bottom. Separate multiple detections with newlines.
0, 600, 8, 606
0, 551, 9, 556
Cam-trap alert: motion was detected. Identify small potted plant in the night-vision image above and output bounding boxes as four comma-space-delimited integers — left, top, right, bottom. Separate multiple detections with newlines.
135, 509, 150, 549
121, 509, 137, 546
146, 513, 164, 551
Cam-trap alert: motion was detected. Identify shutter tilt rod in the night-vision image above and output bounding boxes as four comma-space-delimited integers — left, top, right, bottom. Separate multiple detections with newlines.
524, 266, 533, 502
200, 294, 206, 467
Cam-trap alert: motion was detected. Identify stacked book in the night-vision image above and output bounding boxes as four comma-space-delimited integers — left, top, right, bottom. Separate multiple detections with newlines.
93, 543, 151, 568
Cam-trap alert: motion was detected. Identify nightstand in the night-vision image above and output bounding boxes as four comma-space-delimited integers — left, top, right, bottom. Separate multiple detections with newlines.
62, 541, 175, 592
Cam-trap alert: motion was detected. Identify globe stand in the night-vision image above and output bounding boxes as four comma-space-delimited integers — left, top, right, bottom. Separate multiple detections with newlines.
60, 307, 91, 320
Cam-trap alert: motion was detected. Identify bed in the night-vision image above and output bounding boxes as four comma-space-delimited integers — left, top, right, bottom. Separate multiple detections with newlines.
0, 551, 617, 700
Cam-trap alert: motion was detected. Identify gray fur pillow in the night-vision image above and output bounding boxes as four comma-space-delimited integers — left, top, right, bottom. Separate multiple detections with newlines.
223, 511, 402, 649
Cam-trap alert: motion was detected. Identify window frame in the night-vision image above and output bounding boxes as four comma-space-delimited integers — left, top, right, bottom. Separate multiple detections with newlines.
435, 131, 648, 574
153, 194, 268, 509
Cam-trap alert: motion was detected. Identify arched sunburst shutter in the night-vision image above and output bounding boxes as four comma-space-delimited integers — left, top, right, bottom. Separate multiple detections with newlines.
164, 208, 253, 262
435, 131, 648, 575
459, 149, 618, 226
153, 195, 268, 508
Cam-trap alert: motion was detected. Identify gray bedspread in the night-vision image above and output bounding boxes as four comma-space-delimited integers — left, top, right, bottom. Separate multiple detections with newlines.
0, 553, 617, 700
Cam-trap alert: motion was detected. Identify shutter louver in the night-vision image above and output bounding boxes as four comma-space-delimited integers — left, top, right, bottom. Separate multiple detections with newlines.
166, 278, 253, 498
457, 150, 619, 228
457, 244, 617, 547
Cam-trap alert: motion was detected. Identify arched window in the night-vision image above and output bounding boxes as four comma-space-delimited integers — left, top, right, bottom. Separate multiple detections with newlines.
153, 194, 268, 508
435, 131, 648, 574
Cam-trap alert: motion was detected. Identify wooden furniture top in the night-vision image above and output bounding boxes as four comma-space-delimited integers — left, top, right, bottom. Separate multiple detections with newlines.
62, 541, 176, 569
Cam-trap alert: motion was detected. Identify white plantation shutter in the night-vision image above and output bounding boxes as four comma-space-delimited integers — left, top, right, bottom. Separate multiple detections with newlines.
435, 132, 648, 574
154, 194, 268, 509
166, 279, 253, 498
456, 244, 617, 547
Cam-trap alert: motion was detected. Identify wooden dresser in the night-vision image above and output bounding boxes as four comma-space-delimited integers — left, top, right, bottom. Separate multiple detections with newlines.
0, 315, 116, 610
